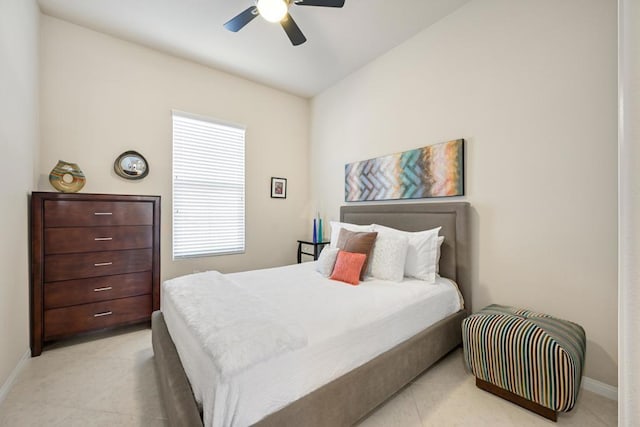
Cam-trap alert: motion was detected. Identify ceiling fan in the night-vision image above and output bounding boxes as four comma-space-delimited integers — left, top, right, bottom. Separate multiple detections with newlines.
224, 0, 345, 46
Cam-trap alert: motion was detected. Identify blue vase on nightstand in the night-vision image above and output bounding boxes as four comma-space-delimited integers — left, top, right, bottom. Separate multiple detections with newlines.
313, 219, 317, 243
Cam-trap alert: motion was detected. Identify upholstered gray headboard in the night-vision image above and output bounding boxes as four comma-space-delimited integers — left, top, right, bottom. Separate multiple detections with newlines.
340, 202, 471, 312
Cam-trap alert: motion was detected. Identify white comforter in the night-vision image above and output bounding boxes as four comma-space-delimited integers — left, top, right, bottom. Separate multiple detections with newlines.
162, 271, 307, 378
161, 262, 462, 426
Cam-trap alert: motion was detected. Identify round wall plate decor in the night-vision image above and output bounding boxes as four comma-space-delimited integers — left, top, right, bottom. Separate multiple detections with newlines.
114, 150, 149, 180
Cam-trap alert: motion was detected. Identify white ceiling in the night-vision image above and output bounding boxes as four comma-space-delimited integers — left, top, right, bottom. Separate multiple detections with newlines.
38, 0, 470, 98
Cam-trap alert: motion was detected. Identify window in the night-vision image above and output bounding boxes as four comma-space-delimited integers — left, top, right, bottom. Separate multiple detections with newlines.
172, 111, 245, 259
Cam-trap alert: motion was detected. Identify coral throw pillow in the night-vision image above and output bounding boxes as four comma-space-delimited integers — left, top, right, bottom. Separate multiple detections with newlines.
330, 251, 367, 286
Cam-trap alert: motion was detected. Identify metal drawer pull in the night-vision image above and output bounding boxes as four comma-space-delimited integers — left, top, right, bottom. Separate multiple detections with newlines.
94, 262, 113, 267
93, 311, 113, 318
93, 286, 113, 292
94, 212, 113, 216
94, 237, 113, 241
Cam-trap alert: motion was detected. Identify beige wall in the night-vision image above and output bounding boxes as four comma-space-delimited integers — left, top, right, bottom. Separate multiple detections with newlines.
310, 0, 618, 385
619, 0, 640, 420
39, 16, 310, 281
0, 0, 39, 386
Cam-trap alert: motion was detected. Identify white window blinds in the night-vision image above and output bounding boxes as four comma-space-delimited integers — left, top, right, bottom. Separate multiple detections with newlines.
172, 111, 246, 259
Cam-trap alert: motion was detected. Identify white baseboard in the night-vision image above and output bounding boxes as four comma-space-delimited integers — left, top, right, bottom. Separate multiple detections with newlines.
582, 376, 618, 401
0, 349, 30, 405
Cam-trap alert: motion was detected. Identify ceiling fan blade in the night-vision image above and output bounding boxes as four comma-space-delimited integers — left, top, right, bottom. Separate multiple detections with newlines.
281, 13, 307, 46
293, 0, 345, 7
224, 6, 259, 32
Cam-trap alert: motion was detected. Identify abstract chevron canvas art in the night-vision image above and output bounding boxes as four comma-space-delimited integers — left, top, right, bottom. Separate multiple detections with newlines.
345, 139, 464, 202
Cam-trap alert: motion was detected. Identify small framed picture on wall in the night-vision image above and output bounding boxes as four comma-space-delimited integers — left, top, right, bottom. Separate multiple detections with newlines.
271, 177, 287, 199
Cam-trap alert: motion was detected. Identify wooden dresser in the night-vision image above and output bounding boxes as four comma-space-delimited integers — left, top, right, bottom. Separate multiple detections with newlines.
30, 192, 160, 356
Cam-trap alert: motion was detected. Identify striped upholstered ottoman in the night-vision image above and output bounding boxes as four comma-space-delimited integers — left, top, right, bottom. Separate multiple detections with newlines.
462, 304, 586, 421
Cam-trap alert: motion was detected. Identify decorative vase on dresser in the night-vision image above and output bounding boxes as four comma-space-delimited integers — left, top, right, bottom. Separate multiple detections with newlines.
30, 192, 161, 356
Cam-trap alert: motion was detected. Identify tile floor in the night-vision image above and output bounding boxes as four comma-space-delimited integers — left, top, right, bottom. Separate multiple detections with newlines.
0, 325, 617, 426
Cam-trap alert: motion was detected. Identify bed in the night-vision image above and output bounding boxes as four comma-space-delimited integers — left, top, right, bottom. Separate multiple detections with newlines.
152, 202, 471, 426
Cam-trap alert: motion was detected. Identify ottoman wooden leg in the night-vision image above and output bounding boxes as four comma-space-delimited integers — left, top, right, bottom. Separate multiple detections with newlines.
476, 378, 558, 422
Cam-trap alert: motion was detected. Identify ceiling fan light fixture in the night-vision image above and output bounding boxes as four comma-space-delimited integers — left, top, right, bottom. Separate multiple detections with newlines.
257, 0, 288, 22
225, 0, 344, 45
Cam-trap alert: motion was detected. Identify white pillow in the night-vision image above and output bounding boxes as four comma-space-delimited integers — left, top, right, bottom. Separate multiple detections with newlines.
436, 236, 444, 274
373, 224, 442, 283
329, 221, 374, 248
315, 247, 340, 277
368, 234, 409, 282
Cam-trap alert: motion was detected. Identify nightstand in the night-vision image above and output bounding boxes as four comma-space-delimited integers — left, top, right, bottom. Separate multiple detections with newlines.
297, 240, 331, 263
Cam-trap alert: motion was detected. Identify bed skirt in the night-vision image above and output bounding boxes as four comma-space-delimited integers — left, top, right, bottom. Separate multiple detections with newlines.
152, 308, 467, 426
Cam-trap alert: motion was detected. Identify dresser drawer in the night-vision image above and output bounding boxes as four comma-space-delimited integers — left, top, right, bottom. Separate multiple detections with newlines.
44, 295, 151, 340
44, 249, 152, 282
44, 226, 153, 254
44, 200, 153, 227
44, 271, 152, 309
